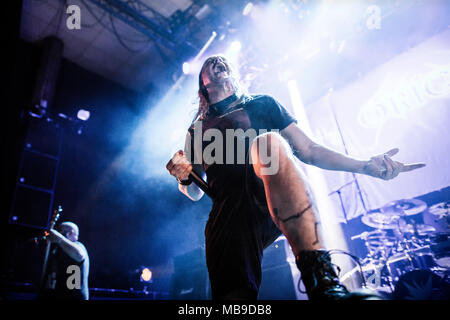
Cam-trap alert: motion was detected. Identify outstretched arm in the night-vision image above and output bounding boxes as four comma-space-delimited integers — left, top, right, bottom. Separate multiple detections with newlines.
281, 123, 425, 180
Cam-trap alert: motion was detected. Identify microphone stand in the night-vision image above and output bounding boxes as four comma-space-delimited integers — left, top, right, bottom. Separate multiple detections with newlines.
327, 92, 369, 289
328, 91, 368, 215
328, 179, 356, 223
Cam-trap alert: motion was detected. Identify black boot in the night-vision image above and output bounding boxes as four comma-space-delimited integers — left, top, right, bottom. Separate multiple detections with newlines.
296, 249, 382, 300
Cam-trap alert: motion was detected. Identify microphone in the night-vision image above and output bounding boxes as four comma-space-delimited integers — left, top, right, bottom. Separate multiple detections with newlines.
172, 150, 211, 197
189, 171, 212, 198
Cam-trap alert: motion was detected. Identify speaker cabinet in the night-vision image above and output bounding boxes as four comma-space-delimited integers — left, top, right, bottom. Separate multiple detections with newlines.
259, 237, 298, 300
170, 247, 211, 300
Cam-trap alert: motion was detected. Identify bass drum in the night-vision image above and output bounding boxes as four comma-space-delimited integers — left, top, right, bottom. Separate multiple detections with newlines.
393, 270, 450, 300
430, 232, 450, 268
386, 246, 438, 283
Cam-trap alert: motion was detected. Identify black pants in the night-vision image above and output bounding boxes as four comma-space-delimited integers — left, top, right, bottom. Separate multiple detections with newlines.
204, 159, 281, 300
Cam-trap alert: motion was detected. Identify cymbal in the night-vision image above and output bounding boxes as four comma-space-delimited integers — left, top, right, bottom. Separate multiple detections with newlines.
381, 199, 427, 216
361, 210, 402, 229
428, 201, 450, 219
424, 201, 449, 232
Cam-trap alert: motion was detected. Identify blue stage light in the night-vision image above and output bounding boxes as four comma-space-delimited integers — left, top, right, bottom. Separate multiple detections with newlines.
182, 62, 190, 75
243, 3, 253, 16
77, 109, 90, 121
140, 267, 152, 282
229, 40, 242, 53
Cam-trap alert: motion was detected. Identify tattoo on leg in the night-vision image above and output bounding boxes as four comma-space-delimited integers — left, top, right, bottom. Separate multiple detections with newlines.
273, 204, 312, 225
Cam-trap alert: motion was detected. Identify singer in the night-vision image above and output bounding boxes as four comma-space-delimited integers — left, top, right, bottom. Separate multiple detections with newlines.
166, 55, 425, 300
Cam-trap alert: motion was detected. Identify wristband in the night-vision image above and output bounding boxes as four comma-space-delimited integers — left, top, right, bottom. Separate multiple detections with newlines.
177, 176, 192, 185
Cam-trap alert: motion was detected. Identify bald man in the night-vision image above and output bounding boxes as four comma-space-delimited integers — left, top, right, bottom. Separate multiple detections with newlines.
39, 222, 89, 300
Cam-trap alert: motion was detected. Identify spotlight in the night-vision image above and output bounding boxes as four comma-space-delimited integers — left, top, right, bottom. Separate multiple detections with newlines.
140, 267, 152, 282
229, 40, 242, 53
182, 62, 190, 75
195, 4, 212, 20
329, 40, 336, 50
58, 113, 72, 120
77, 109, 90, 121
337, 40, 346, 54
29, 99, 48, 118
243, 2, 253, 16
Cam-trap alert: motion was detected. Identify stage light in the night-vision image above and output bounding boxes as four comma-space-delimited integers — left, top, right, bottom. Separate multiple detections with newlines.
195, 4, 212, 20
140, 267, 152, 282
337, 40, 346, 54
329, 40, 336, 50
229, 40, 242, 53
182, 62, 190, 75
225, 41, 242, 64
243, 2, 253, 16
77, 109, 90, 121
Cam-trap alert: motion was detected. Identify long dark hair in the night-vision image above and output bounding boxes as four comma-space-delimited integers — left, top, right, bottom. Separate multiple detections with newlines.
193, 55, 244, 122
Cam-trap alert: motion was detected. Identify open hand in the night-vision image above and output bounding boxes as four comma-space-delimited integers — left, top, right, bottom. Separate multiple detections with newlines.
363, 148, 425, 180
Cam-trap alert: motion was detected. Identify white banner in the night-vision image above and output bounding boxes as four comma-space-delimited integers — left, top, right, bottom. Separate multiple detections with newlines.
305, 30, 450, 222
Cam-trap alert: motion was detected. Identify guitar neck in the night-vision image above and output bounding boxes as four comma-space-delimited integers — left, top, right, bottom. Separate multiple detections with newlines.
39, 206, 61, 290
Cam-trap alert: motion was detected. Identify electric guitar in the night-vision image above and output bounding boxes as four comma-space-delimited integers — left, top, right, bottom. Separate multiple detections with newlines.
39, 205, 62, 290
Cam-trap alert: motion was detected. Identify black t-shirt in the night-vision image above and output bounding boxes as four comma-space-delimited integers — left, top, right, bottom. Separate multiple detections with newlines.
187, 94, 296, 198
42, 242, 89, 300
186, 94, 297, 297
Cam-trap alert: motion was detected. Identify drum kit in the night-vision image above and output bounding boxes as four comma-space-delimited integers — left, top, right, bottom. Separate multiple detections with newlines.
342, 199, 450, 299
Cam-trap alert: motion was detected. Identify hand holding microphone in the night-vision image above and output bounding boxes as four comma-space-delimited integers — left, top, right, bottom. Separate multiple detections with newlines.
166, 150, 211, 197
166, 150, 193, 183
